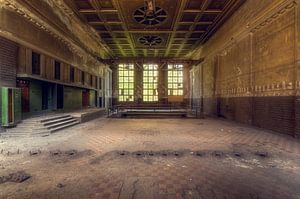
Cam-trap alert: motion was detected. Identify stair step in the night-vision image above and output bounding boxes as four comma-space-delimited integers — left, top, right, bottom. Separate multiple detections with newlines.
43, 116, 74, 126
44, 119, 77, 129
1, 114, 80, 137
1, 131, 50, 137
16, 124, 42, 128
4, 131, 48, 135
39, 115, 71, 123
5, 129, 35, 133
50, 121, 80, 133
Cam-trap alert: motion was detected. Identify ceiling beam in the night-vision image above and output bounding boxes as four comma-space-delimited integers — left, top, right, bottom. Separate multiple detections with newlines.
183, 9, 223, 14
164, 0, 188, 57
176, 0, 212, 57
113, 58, 197, 64
89, 0, 124, 57
97, 30, 206, 34
187, 0, 244, 58
89, 21, 123, 25
111, 0, 137, 57
78, 9, 118, 14
178, 21, 213, 25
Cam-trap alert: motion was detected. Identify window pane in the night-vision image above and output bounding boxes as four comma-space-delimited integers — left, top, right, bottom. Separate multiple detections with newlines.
118, 64, 134, 102
167, 64, 183, 96
143, 64, 158, 102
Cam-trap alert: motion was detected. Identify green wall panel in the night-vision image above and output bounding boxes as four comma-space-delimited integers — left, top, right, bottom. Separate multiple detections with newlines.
1, 88, 8, 125
14, 88, 21, 123
0, 87, 21, 126
64, 86, 82, 110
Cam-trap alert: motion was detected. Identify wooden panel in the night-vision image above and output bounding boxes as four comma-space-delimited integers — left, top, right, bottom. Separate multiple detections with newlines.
17, 46, 26, 74
40, 54, 46, 78
25, 48, 32, 74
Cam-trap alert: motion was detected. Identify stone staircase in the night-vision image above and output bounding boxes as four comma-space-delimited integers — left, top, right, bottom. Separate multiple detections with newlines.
2, 115, 80, 137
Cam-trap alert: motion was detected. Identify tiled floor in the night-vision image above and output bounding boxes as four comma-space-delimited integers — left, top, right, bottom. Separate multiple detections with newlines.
0, 118, 299, 199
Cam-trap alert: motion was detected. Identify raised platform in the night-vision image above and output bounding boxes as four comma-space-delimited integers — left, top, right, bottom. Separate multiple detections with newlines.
70, 108, 106, 123
111, 106, 188, 118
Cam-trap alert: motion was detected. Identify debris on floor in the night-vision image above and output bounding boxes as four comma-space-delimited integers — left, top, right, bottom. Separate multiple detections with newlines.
0, 171, 31, 184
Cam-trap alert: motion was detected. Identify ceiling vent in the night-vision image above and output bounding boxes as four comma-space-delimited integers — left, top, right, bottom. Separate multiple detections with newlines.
138, 36, 162, 46
133, 6, 167, 25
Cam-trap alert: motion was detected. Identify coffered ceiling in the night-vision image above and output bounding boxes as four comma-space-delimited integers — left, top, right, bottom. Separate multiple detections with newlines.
68, 0, 245, 59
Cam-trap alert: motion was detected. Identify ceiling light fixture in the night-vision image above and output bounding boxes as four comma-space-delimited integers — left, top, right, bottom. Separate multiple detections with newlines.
134, 1, 167, 26
145, 0, 156, 17
138, 35, 162, 47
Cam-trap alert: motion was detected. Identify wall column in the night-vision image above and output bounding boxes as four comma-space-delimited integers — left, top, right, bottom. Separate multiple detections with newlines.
295, 0, 300, 138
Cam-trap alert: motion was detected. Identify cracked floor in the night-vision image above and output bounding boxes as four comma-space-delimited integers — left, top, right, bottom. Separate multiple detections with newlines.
0, 118, 300, 199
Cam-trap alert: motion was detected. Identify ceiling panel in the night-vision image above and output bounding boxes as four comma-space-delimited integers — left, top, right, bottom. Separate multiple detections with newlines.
71, 0, 246, 58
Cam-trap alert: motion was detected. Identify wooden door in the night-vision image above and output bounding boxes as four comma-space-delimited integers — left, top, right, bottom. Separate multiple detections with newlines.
82, 90, 89, 108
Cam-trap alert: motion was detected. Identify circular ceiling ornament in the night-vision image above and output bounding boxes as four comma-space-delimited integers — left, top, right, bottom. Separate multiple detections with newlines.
133, 6, 167, 26
138, 35, 162, 47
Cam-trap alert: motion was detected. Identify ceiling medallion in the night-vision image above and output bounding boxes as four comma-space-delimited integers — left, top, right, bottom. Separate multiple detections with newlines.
138, 35, 162, 47
133, 3, 167, 26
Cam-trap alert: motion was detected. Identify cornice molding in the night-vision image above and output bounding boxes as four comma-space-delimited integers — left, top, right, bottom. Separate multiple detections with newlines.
46, 0, 113, 58
0, 0, 109, 72
191, 0, 297, 61
250, 1, 296, 33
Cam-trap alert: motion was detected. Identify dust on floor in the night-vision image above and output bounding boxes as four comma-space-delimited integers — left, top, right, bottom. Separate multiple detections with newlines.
0, 118, 300, 199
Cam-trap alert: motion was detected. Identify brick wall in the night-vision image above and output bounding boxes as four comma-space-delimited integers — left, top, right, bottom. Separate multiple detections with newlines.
191, 0, 299, 137
0, 36, 18, 87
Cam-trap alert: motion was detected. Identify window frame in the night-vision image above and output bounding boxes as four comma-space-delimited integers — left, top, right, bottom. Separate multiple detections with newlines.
143, 64, 158, 102
54, 61, 61, 80
81, 71, 85, 85
32, 52, 40, 75
70, 66, 75, 83
90, 74, 93, 86
118, 63, 135, 102
167, 64, 184, 96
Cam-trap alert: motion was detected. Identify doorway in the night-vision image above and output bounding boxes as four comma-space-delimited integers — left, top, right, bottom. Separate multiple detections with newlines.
57, 85, 64, 109
17, 80, 30, 113
42, 84, 48, 110
82, 90, 90, 108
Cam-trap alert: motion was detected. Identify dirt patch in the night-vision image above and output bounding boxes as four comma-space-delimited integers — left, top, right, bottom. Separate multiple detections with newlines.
89, 149, 274, 166
50, 149, 94, 163
138, 129, 160, 136
212, 151, 224, 158
29, 150, 41, 156
89, 151, 120, 164
0, 171, 31, 184
194, 151, 206, 157
255, 151, 269, 158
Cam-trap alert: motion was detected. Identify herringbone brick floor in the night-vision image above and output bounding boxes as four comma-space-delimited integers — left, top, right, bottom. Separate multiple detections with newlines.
0, 118, 299, 199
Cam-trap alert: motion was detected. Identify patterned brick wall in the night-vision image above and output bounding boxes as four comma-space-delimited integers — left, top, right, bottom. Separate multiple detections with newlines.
191, 1, 299, 137
295, 97, 300, 138
0, 36, 18, 87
